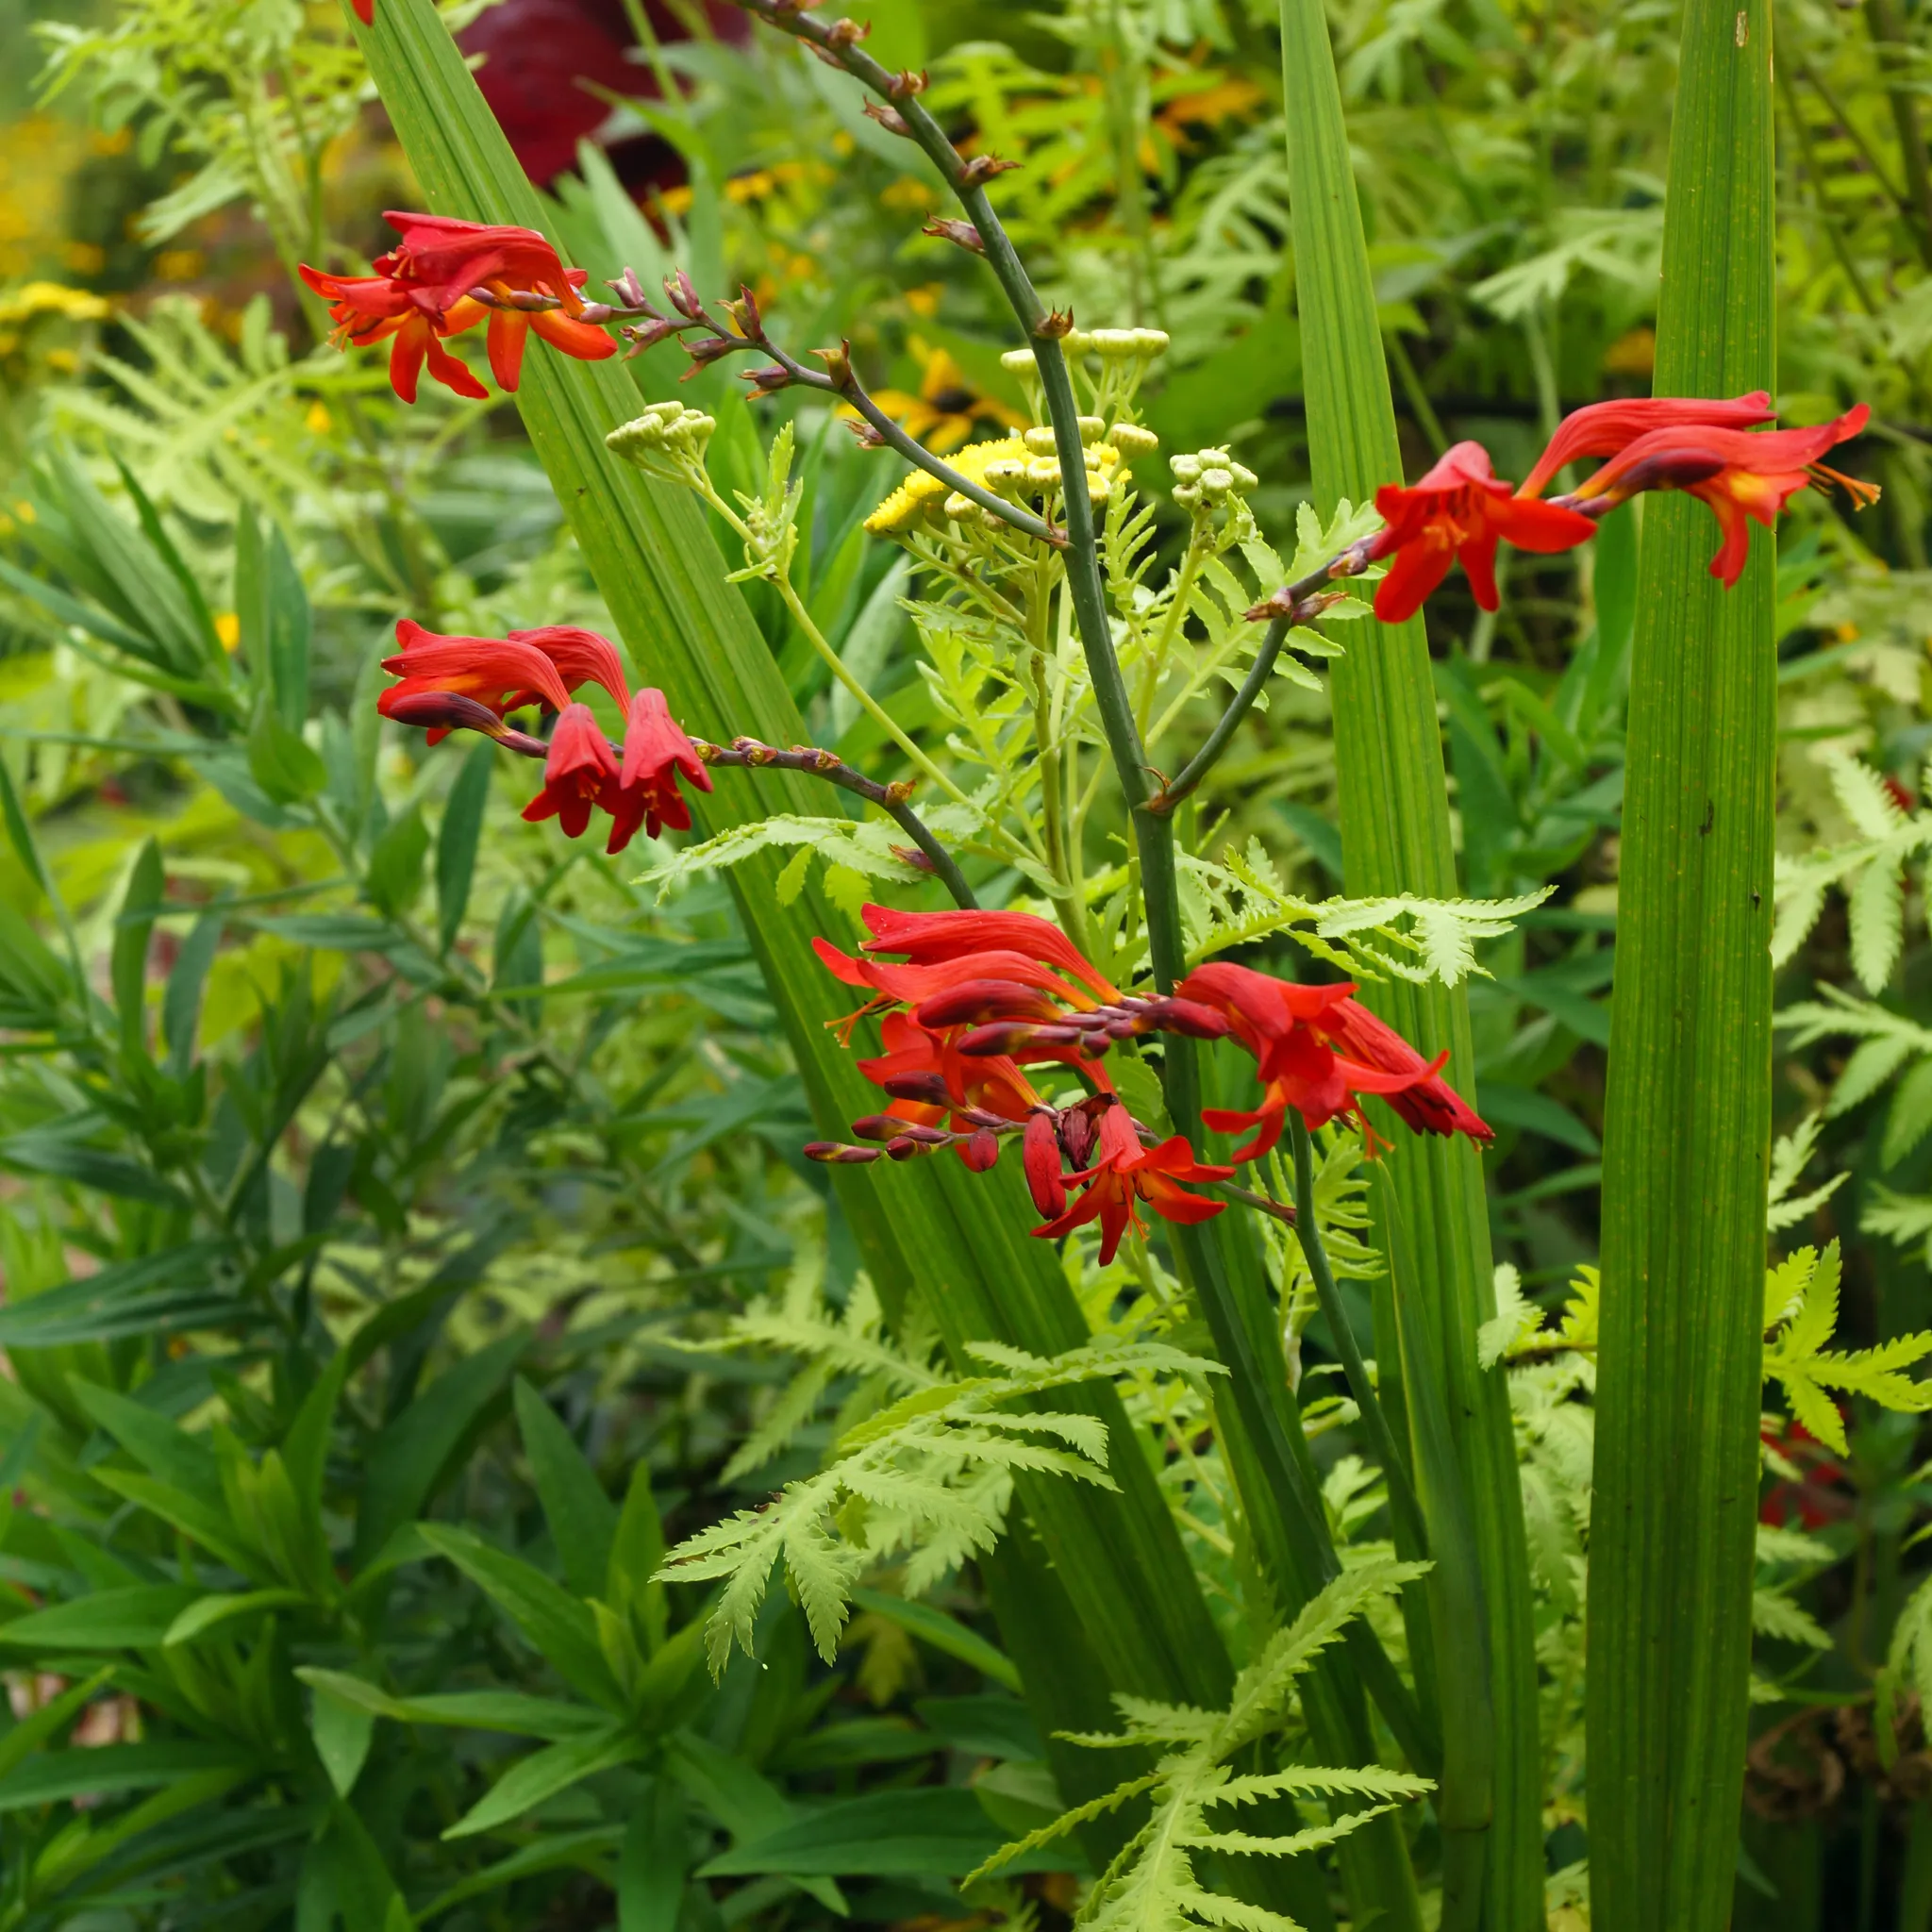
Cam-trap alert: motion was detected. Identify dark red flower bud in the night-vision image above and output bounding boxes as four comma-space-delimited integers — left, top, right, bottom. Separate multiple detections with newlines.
744, 365, 792, 392
960, 1129, 1000, 1173
805, 1141, 883, 1164
922, 217, 985, 255
1149, 997, 1234, 1040
886, 1133, 935, 1160
915, 980, 1067, 1028
959, 154, 1021, 185
382, 690, 549, 757
1024, 1110, 1067, 1216
1058, 1098, 1109, 1169
891, 844, 938, 873
665, 270, 704, 320
850, 1114, 903, 1141
879, 1071, 954, 1107
957, 1022, 1091, 1057
683, 335, 741, 369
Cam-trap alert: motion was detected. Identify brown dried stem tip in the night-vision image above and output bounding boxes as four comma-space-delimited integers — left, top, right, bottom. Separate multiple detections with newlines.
865, 101, 912, 137
1035, 307, 1075, 340
887, 68, 929, 97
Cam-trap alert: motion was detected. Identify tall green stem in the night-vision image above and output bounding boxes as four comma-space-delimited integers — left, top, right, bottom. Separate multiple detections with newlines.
1275, 3, 1542, 1924
1588, 1, 1776, 1924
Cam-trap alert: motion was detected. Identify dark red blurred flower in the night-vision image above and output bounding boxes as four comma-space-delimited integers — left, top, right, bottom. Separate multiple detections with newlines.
1562, 403, 1876, 586
1178, 961, 1491, 1160
1370, 441, 1597, 624
1518, 391, 1776, 498
1029, 1100, 1230, 1264
1759, 1418, 1851, 1529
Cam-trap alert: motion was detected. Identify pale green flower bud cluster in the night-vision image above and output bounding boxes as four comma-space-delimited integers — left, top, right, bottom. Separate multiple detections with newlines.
1170, 446, 1258, 511
606, 402, 717, 471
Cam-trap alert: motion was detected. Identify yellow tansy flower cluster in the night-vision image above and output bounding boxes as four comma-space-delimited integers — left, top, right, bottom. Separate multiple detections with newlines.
864, 431, 1132, 538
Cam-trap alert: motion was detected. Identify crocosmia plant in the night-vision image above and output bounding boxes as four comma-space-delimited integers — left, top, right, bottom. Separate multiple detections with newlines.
7, 0, 1932, 1930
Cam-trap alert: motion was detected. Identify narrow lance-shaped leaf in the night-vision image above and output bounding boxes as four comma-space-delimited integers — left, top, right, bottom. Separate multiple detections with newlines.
1588, 2, 1778, 1926
1275, 4, 1541, 1925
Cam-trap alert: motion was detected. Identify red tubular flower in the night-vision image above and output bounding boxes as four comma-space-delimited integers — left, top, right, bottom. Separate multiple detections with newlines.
1371, 441, 1598, 624
521, 703, 621, 838
508, 625, 632, 709
1029, 1101, 1230, 1265
856, 904, 1123, 1004
607, 688, 713, 852
377, 211, 584, 315
378, 623, 574, 741
299, 215, 606, 403
352, 0, 373, 22
1562, 403, 1875, 586
855, 1014, 1046, 1166
484, 271, 616, 390
298, 266, 489, 404
1518, 391, 1775, 498
1179, 960, 1491, 1160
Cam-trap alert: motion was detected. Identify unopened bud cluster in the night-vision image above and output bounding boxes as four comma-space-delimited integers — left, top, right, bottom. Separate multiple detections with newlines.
607, 402, 717, 474
1171, 446, 1259, 511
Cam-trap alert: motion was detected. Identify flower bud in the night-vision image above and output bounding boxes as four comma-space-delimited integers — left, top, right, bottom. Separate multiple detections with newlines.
1108, 424, 1159, 458
1090, 327, 1140, 358
1172, 482, 1202, 509
1025, 458, 1062, 488
959, 1128, 1001, 1173
1132, 328, 1171, 358
850, 1114, 904, 1141
1060, 328, 1092, 357
1000, 347, 1039, 375
805, 1141, 883, 1164
982, 458, 1029, 493
942, 491, 983, 523
1200, 466, 1236, 498
1076, 415, 1106, 444
1024, 1110, 1067, 1216
1169, 453, 1202, 483
1024, 425, 1058, 455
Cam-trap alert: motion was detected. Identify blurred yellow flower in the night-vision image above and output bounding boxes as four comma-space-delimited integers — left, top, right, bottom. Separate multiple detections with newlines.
214, 612, 242, 653
864, 338, 1025, 454
305, 400, 334, 435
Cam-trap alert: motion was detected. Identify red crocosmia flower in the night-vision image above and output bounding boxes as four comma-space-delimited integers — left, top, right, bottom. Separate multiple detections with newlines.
376, 211, 584, 316
856, 904, 1123, 1005
1370, 441, 1598, 624
522, 703, 621, 839
812, 940, 1109, 1041
1564, 403, 1875, 587
1517, 391, 1775, 499
607, 688, 713, 851
1029, 1101, 1230, 1265
379, 622, 575, 742
352, 0, 373, 24
508, 625, 632, 709
298, 265, 489, 404
482, 270, 616, 390
1759, 1418, 1850, 1529
1178, 961, 1491, 1160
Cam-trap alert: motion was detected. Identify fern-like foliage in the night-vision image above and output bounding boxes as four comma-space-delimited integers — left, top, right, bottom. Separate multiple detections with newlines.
1766, 1113, 1851, 1232
1778, 984, 1932, 1170
966, 1561, 1432, 1929
658, 1280, 1224, 1672
1773, 754, 1932, 991
1761, 1241, 1932, 1454
1178, 839, 1550, 985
